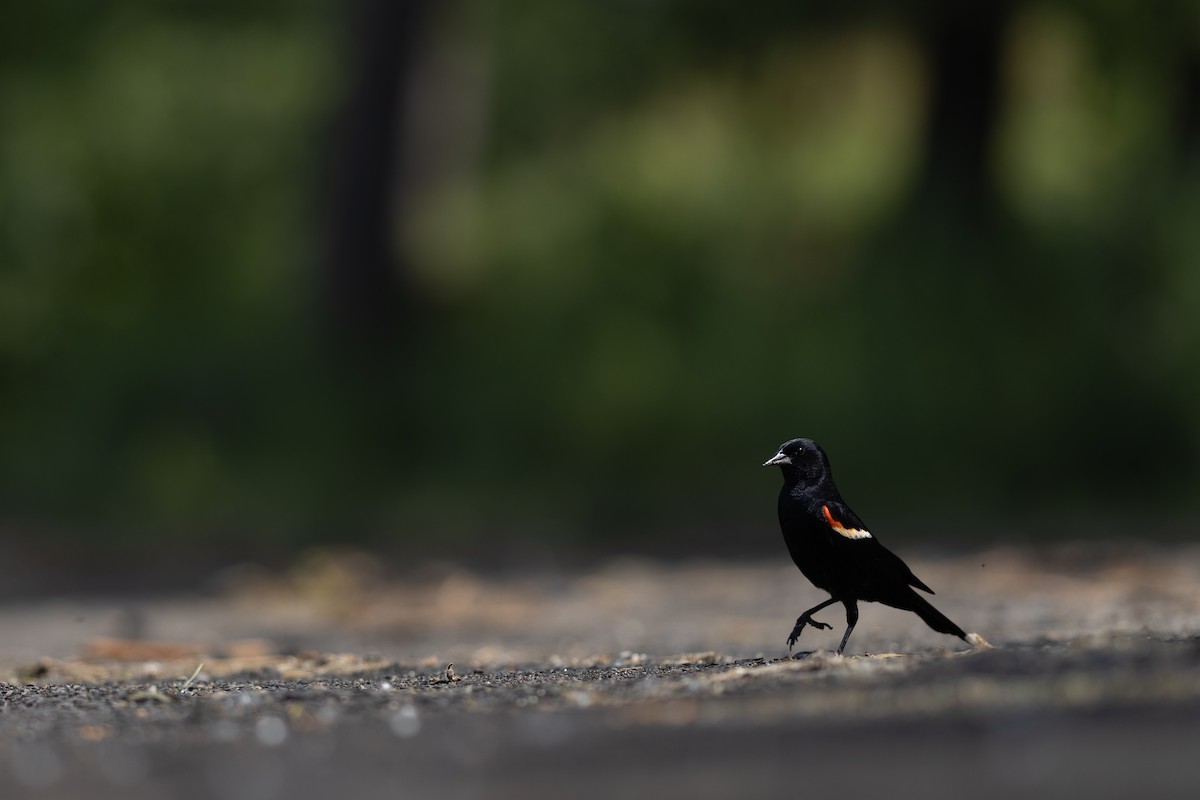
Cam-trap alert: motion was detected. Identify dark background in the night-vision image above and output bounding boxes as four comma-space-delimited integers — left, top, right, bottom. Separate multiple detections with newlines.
2, 0, 1199, 570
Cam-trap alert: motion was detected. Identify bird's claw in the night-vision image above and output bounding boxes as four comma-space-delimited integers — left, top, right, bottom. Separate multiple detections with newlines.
786, 615, 831, 651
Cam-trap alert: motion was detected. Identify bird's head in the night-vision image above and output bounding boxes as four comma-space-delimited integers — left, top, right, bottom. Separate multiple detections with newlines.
762, 437, 832, 487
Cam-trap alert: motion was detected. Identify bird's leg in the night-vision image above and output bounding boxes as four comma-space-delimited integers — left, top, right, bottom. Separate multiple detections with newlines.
787, 597, 838, 650
835, 601, 860, 655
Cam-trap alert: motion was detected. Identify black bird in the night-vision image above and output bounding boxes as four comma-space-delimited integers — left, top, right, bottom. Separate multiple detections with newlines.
764, 437, 970, 655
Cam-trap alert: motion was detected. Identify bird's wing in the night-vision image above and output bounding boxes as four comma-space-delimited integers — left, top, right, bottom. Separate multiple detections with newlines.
818, 501, 873, 540
820, 500, 935, 594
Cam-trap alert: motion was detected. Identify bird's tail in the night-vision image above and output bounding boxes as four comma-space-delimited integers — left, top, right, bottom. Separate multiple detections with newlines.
902, 590, 967, 640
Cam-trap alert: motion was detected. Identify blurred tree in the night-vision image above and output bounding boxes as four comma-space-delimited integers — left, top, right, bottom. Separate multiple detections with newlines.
913, 2, 1011, 222
320, 0, 426, 348
1175, 34, 1200, 160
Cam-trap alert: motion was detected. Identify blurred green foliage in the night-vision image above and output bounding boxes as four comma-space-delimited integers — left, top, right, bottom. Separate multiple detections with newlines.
1, 1, 1199, 552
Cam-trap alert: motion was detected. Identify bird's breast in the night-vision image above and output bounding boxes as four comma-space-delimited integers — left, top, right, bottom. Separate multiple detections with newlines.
778, 509, 837, 588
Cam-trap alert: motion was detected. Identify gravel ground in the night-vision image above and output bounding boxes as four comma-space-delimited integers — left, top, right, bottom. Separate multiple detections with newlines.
1, 543, 1199, 799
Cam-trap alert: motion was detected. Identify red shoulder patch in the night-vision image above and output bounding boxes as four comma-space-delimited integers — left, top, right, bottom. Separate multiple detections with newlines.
821, 504, 840, 528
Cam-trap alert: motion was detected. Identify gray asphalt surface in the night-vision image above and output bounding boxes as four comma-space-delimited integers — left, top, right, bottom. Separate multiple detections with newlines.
1, 544, 1198, 798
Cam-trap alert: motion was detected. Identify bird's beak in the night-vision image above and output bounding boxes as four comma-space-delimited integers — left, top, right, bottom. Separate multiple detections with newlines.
762, 452, 791, 467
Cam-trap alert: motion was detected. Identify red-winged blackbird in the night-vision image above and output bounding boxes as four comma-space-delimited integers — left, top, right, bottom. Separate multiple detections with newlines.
764, 437, 971, 655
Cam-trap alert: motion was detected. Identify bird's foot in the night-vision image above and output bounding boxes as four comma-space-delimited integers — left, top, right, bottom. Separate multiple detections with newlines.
786, 614, 832, 651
